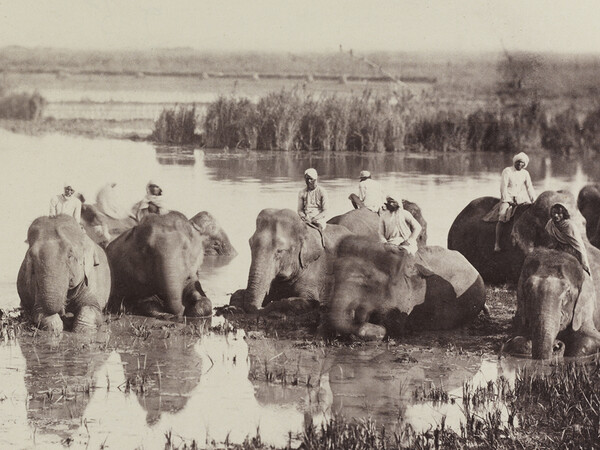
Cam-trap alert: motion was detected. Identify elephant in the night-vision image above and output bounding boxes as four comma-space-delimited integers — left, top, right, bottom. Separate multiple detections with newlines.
80, 183, 237, 256
447, 190, 580, 284
510, 248, 600, 359
577, 184, 600, 248
105, 211, 212, 318
327, 235, 486, 340
329, 199, 428, 247
17, 215, 111, 333
229, 209, 353, 312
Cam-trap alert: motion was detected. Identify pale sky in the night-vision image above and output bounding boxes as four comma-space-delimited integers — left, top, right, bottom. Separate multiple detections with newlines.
0, 0, 599, 53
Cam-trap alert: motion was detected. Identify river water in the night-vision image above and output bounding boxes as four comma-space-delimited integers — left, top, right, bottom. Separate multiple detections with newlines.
0, 129, 595, 447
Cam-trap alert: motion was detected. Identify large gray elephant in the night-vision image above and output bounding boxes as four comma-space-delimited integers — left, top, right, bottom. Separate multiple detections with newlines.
510, 248, 600, 359
577, 184, 600, 248
448, 190, 578, 284
229, 209, 353, 312
105, 211, 211, 318
80, 184, 236, 256
17, 216, 111, 333
328, 199, 428, 247
327, 236, 485, 339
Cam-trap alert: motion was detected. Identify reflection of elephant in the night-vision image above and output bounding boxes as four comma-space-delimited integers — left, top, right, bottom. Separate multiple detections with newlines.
577, 184, 600, 248
328, 236, 485, 339
328, 199, 428, 247
106, 212, 211, 317
230, 209, 352, 312
18, 337, 111, 432
511, 248, 600, 359
81, 183, 236, 256
17, 216, 111, 333
448, 190, 578, 284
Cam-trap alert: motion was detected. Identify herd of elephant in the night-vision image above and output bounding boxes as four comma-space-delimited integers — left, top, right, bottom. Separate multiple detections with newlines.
16, 185, 600, 360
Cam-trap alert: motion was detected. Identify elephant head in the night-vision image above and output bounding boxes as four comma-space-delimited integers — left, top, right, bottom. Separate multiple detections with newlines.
511, 190, 585, 255
518, 248, 599, 359
328, 236, 427, 338
577, 184, 600, 248
18, 216, 98, 332
106, 211, 207, 316
241, 209, 323, 311
189, 211, 237, 256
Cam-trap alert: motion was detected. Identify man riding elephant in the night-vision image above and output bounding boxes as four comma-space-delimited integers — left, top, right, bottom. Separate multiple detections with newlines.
448, 190, 576, 284
17, 215, 111, 333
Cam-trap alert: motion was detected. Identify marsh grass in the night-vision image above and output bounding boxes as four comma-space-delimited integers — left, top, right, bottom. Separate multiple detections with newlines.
152, 105, 199, 145
0, 308, 24, 341
159, 360, 600, 449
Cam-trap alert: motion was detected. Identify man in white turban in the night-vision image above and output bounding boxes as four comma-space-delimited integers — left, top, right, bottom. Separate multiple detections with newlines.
297, 168, 328, 230
132, 181, 168, 222
49, 182, 82, 224
351, 170, 386, 213
494, 152, 536, 252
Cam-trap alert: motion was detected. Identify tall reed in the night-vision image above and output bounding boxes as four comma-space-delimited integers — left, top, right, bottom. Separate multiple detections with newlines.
152, 105, 197, 145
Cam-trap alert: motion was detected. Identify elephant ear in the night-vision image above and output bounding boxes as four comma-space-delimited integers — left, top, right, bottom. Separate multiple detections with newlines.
572, 276, 594, 332
299, 228, 322, 269
388, 256, 427, 315
82, 237, 100, 280
511, 207, 540, 254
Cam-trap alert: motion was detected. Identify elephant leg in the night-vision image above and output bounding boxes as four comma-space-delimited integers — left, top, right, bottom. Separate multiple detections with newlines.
132, 296, 174, 319
357, 323, 386, 341
229, 289, 258, 313
563, 330, 600, 357
33, 305, 63, 334
73, 305, 102, 333
183, 281, 212, 317
260, 297, 319, 316
501, 336, 532, 357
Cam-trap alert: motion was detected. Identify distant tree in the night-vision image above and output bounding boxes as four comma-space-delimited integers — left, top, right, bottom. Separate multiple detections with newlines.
497, 51, 542, 92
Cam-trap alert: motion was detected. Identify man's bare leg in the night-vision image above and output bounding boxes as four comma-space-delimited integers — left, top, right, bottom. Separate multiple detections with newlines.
494, 221, 503, 252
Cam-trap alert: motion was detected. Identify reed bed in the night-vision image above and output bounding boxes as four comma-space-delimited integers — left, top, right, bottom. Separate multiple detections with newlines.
152, 105, 198, 145
155, 89, 600, 154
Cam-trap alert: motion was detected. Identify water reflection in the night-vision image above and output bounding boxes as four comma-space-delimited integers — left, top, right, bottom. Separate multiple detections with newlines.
155, 146, 196, 166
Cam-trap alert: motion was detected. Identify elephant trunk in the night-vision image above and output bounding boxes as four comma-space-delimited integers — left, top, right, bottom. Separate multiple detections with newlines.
35, 269, 69, 317
328, 286, 360, 336
244, 253, 276, 311
532, 312, 561, 360
156, 255, 185, 316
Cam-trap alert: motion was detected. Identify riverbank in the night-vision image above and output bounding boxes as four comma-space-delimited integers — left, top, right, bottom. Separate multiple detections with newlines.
0, 117, 154, 141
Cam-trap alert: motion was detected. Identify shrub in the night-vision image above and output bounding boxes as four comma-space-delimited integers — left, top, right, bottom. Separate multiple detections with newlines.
152, 105, 197, 145
0, 91, 46, 120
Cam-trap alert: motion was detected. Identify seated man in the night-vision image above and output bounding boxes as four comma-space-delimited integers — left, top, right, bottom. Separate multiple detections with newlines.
132, 181, 167, 222
350, 170, 386, 212
494, 152, 536, 252
49, 182, 82, 224
546, 202, 591, 276
378, 196, 422, 255
298, 168, 328, 230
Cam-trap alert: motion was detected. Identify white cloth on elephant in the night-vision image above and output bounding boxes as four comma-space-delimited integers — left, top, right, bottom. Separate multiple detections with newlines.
96, 183, 127, 219
49, 194, 82, 223
358, 178, 386, 212
378, 208, 421, 255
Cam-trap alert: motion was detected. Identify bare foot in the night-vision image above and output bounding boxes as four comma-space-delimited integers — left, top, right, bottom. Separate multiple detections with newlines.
494, 245, 502, 252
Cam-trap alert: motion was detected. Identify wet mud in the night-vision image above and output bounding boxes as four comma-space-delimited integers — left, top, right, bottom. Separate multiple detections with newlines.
0, 285, 523, 448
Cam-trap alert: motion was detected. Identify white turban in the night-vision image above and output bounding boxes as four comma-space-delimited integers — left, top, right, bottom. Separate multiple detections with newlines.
512, 152, 529, 168
304, 168, 318, 179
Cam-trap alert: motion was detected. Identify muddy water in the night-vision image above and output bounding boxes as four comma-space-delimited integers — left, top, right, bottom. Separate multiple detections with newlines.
0, 129, 596, 446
